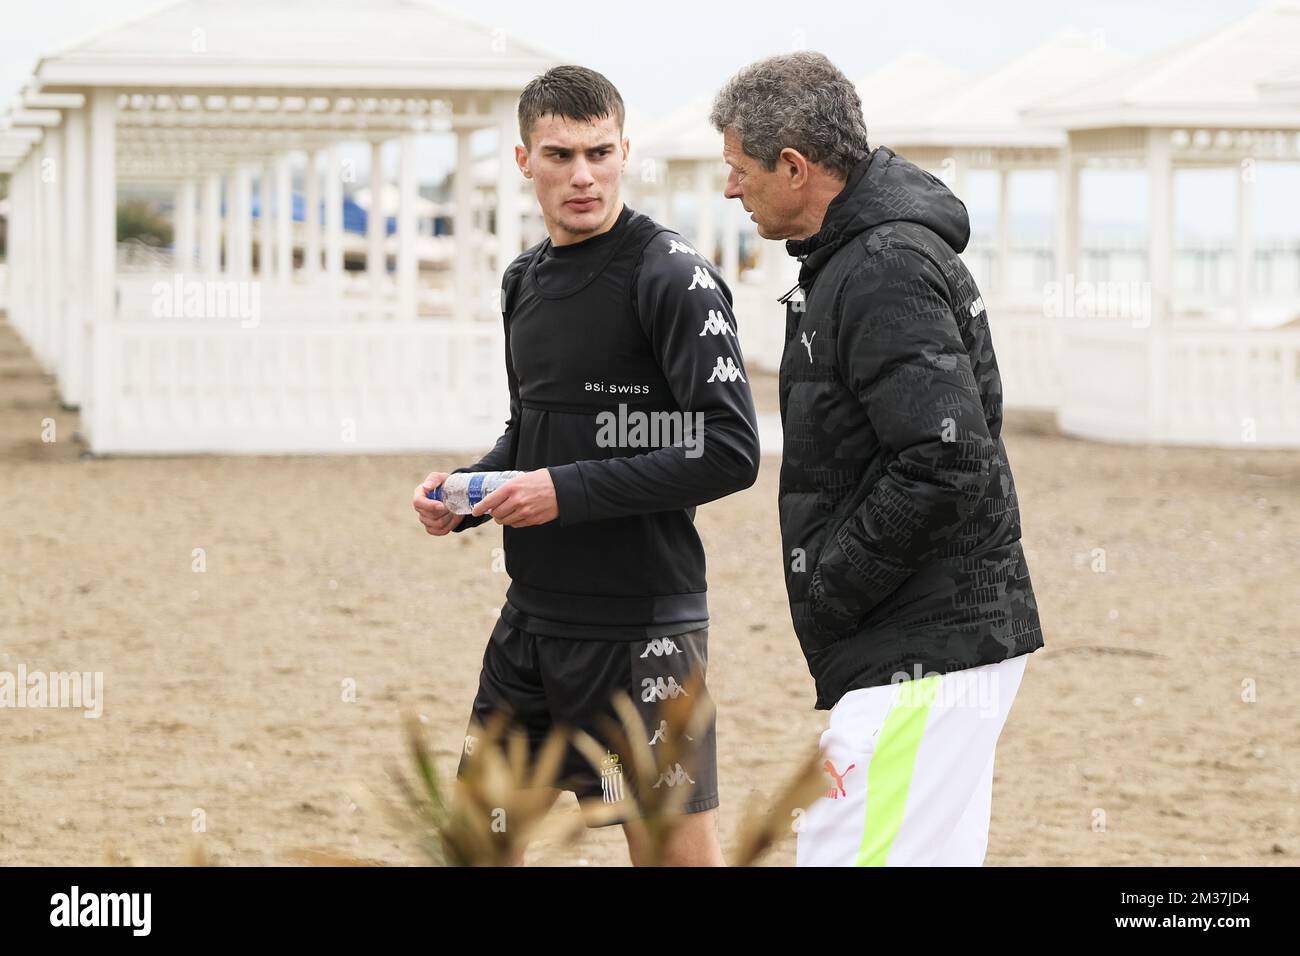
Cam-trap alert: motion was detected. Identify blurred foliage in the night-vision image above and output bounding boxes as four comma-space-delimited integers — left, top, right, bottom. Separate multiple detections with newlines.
116, 199, 172, 246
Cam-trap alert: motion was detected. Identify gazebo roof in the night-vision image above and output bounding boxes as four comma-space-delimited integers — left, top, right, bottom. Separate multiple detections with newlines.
856, 51, 967, 136
870, 33, 1129, 149
1025, 1, 1300, 129
636, 94, 719, 164
4, 0, 566, 178
32, 0, 561, 94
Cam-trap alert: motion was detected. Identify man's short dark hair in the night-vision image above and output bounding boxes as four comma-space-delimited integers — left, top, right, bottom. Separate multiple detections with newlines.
517, 65, 625, 148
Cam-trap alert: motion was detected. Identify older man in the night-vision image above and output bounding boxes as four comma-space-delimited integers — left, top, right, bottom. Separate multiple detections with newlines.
711, 52, 1044, 866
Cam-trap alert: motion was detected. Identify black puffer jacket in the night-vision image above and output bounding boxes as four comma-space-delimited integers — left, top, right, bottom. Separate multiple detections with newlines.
779, 146, 1043, 709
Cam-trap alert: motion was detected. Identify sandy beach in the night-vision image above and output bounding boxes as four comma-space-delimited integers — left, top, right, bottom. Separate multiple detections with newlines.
1, 315, 1296, 866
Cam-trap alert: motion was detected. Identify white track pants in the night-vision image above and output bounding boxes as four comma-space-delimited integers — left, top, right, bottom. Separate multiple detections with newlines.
796, 654, 1028, 867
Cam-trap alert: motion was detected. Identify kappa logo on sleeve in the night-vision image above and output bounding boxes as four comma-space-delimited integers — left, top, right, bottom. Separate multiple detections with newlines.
697, 309, 734, 337
706, 356, 746, 384
687, 266, 718, 291
667, 238, 699, 257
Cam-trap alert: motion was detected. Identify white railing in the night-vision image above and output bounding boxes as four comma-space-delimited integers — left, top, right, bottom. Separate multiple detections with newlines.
985, 310, 1065, 411
1058, 324, 1300, 447
114, 271, 488, 324
964, 240, 1300, 305
1163, 330, 1300, 446
84, 320, 509, 454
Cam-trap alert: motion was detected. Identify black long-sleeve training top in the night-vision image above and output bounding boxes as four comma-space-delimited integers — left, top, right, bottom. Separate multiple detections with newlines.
452, 204, 761, 640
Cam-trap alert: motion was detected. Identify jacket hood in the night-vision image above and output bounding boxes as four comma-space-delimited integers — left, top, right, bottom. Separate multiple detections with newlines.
786, 146, 971, 282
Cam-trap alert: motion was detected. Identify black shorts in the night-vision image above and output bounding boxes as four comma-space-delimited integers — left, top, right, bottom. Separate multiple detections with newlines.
457, 616, 719, 826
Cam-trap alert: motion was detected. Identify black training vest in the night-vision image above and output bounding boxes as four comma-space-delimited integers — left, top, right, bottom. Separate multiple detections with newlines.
501, 210, 710, 632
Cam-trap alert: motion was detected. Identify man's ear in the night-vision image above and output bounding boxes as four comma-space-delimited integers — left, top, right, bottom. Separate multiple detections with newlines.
621, 135, 630, 169
515, 143, 532, 179
780, 147, 810, 189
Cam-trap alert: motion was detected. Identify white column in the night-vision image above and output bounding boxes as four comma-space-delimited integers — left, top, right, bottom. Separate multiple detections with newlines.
495, 93, 521, 277
397, 134, 417, 322
259, 162, 274, 280
1054, 143, 1078, 284
30, 150, 47, 364
303, 149, 321, 278
275, 155, 292, 283
222, 172, 235, 275
367, 139, 386, 318
694, 161, 715, 260
453, 128, 474, 318
40, 126, 63, 372
721, 194, 740, 289
17, 153, 36, 342
995, 166, 1012, 298
1235, 163, 1255, 331
63, 108, 87, 407
175, 178, 197, 273
234, 164, 253, 278
951, 151, 969, 205
656, 162, 673, 223
324, 146, 343, 316
1146, 128, 1173, 441
86, 88, 118, 451
42, 126, 65, 377
7, 155, 22, 340
201, 172, 221, 276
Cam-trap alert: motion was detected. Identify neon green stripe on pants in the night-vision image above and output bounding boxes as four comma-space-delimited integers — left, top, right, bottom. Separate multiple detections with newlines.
855, 676, 941, 867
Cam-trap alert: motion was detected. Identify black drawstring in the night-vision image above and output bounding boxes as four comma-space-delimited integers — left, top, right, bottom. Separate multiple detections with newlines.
777, 282, 802, 305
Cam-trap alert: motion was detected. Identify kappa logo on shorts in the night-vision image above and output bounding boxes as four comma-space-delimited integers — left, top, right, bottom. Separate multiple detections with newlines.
824, 759, 856, 799
463, 735, 479, 756
600, 751, 626, 804
639, 638, 682, 658
641, 676, 689, 702
652, 763, 696, 789
648, 718, 694, 746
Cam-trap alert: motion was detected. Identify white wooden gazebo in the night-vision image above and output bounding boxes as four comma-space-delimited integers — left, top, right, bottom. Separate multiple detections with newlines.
867, 35, 1131, 410
1025, 0, 1300, 446
1, 0, 560, 454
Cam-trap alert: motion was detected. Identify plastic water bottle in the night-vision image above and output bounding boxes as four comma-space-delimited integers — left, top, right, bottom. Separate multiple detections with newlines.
427, 470, 523, 514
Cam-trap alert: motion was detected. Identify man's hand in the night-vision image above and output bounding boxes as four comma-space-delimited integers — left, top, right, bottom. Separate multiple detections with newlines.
471, 469, 558, 528
412, 471, 464, 536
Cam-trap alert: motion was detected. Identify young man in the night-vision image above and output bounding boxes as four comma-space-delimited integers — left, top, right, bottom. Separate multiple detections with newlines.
710, 52, 1044, 866
412, 66, 760, 866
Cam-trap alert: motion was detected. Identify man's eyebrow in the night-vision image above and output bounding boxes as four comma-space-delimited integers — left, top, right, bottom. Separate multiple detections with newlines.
539, 142, 617, 153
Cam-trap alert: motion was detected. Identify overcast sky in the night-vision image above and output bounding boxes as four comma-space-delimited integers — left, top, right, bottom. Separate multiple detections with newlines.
0, 0, 1261, 113
3, 0, 1291, 239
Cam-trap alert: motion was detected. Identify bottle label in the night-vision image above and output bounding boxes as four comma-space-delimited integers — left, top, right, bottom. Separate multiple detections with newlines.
467, 473, 488, 507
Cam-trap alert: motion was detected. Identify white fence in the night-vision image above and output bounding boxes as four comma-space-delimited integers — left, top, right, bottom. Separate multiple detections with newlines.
8, 236, 1300, 452
85, 320, 508, 454
1059, 324, 1300, 447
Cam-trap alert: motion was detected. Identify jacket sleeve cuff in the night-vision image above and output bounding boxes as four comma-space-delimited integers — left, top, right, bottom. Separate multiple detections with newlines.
549, 462, 591, 526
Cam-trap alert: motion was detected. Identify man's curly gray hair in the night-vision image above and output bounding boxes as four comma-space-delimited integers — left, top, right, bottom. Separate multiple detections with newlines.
709, 51, 871, 177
